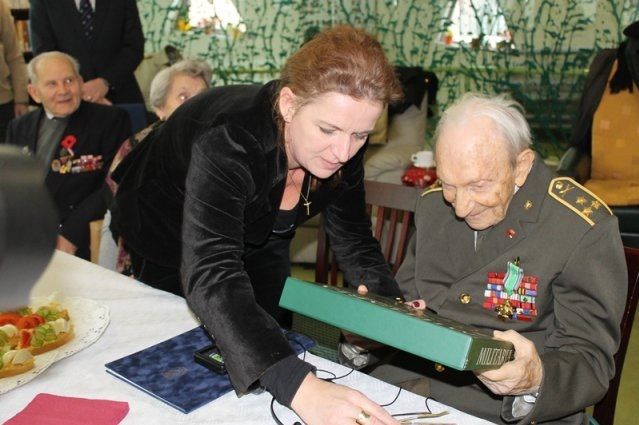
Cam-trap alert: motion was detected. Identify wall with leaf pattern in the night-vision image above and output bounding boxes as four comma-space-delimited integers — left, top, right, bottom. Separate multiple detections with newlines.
137, 0, 639, 156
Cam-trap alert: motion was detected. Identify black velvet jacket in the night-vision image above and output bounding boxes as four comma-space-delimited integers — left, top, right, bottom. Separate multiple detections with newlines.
111, 81, 400, 394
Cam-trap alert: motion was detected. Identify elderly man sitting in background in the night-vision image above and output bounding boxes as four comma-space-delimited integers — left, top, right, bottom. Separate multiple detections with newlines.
4, 51, 131, 260
383, 93, 626, 424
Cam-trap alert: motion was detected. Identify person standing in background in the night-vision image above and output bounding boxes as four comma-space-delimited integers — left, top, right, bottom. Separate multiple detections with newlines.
29, 0, 145, 104
0, 0, 28, 142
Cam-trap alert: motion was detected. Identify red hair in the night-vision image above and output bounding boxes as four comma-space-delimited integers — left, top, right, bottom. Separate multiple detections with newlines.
278, 25, 403, 108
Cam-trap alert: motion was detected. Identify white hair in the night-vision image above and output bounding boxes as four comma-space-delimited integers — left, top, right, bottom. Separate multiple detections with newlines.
28, 51, 81, 84
149, 59, 213, 110
434, 92, 532, 166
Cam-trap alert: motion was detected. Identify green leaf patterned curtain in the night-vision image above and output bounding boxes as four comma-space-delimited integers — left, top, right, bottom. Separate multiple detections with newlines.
136, 0, 639, 157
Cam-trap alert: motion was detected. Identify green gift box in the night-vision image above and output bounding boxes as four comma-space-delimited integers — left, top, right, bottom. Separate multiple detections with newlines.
280, 277, 514, 371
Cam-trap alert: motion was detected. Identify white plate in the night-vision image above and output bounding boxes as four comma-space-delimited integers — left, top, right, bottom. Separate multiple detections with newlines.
0, 295, 110, 394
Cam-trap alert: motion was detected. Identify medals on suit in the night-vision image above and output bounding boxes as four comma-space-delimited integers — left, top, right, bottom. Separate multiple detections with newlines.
51, 134, 103, 174
483, 257, 539, 321
52, 135, 76, 174
52, 147, 73, 174
70, 154, 103, 173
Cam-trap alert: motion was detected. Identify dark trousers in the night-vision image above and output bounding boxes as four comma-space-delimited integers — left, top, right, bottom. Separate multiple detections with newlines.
129, 249, 182, 296
0, 101, 15, 143
73, 229, 91, 261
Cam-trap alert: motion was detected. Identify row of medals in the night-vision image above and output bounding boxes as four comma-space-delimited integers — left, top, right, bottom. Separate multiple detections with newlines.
51, 148, 103, 174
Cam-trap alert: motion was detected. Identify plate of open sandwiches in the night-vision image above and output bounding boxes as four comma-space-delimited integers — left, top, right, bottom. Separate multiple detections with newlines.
0, 294, 110, 394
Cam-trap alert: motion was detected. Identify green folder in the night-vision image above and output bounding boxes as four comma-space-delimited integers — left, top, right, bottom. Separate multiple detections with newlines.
279, 277, 514, 371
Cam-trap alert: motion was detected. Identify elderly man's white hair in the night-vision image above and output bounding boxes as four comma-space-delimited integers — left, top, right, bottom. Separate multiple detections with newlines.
434, 92, 532, 166
27, 51, 81, 84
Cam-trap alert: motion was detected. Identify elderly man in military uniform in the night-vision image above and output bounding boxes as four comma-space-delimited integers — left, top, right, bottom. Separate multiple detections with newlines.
391, 93, 626, 424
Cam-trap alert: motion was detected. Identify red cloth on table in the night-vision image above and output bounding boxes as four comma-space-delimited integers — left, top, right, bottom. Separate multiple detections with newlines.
4, 393, 129, 425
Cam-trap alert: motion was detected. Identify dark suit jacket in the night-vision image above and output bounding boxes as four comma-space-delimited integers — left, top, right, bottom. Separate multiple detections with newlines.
396, 157, 626, 424
111, 81, 401, 395
29, 0, 145, 104
5, 101, 131, 259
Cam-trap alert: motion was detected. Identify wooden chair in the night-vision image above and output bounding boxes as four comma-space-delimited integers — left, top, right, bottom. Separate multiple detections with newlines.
293, 180, 421, 360
591, 246, 639, 425
315, 180, 422, 285
89, 219, 104, 264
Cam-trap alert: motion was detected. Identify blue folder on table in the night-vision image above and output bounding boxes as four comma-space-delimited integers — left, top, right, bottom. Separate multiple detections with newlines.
105, 326, 315, 413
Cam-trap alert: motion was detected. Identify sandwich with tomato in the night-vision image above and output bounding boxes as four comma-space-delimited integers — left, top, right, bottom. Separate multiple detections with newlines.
0, 303, 73, 361
0, 328, 34, 378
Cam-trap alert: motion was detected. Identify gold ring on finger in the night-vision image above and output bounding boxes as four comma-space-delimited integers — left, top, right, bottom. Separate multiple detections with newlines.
355, 410, 370, 425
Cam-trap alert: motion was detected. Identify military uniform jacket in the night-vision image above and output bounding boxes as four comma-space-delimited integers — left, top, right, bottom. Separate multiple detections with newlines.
396, 156, 626, 424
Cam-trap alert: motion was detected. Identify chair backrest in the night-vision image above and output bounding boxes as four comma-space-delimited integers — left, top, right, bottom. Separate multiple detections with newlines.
315, 180, 421, 285
115, 103, 148, 134
89, 219, 104, 264
592, 246, 639, 425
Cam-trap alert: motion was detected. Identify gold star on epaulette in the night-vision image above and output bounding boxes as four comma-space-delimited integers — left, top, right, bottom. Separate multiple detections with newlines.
548, 177, 612, 226
553, 180, 575, 196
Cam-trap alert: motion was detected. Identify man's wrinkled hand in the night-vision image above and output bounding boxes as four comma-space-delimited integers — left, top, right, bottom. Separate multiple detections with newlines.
82, 78, 109, 103
14, 103, 28, 117
475, 329, 543, 396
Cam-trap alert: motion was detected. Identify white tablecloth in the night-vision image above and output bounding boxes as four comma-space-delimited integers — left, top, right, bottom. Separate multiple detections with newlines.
1, 252, 493, 424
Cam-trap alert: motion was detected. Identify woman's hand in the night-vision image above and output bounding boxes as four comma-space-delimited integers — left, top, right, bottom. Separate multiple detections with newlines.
405, 299, 427, 310
291, 373, 399, 425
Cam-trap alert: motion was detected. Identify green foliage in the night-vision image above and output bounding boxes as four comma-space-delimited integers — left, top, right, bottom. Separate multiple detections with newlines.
137, 0, 639, 156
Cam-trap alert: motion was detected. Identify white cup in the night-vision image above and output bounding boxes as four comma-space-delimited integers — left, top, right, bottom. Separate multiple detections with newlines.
411, 150, 435, 168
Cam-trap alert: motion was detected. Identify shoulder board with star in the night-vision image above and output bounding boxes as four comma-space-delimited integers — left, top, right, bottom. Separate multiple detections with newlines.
420, 181, 442, 197
548, 177, 612, 226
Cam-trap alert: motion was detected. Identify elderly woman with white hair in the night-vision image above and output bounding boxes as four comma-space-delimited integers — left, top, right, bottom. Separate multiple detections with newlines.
99, 59, 212, 272
149, 59, 212, 120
